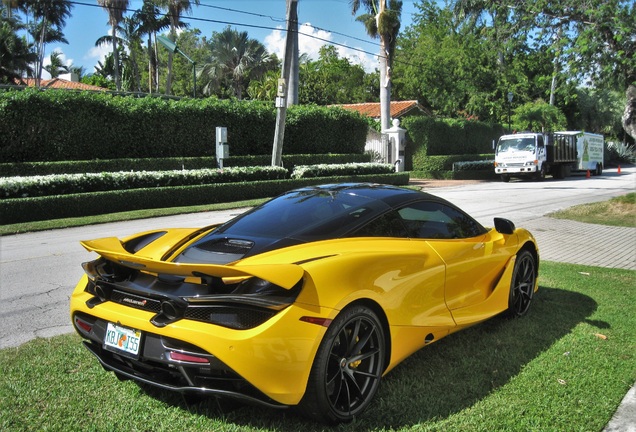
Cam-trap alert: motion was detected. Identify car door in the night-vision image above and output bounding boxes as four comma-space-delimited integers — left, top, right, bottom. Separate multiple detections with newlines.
394, 200, 510, 312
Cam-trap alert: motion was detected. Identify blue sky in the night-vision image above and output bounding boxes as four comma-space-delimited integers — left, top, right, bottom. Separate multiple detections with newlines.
34, 0, 421, 79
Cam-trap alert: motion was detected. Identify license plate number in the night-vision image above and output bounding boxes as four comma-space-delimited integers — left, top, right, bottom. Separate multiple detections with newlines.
104, 323, 142, 357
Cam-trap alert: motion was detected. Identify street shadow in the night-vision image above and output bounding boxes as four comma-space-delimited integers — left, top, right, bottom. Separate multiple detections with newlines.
138, 286, 599, 430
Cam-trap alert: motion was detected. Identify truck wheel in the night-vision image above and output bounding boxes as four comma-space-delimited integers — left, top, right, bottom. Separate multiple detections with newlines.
534, 165, 545, 181
501, 175, 510, 183
595, 163, 603, 176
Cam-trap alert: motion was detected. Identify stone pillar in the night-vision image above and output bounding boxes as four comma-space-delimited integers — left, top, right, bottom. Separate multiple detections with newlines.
384, 119, 406, 172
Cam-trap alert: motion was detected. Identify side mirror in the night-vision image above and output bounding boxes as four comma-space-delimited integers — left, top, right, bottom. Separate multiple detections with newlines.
494, 217, 516, 235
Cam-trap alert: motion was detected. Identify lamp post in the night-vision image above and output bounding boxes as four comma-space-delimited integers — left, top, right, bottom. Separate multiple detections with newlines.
157, 35, 196, 98
507, 91, 513, 132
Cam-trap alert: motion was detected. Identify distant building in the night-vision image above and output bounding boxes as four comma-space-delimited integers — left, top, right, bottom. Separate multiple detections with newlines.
14, 77, 106, 92
333, 100, 432, 121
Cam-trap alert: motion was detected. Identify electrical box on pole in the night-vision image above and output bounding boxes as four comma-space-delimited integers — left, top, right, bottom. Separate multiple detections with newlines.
216, 127, 229, 168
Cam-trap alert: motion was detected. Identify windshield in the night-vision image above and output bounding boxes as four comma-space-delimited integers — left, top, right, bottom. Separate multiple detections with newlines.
497, 137, 536, 153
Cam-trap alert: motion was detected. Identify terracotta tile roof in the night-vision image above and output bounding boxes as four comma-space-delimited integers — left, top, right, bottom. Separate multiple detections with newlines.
17, 78, 106, 92
334, 100, 431, 118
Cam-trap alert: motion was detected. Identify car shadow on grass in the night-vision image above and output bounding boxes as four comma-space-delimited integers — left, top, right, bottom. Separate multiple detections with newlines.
139, 286, 598, 431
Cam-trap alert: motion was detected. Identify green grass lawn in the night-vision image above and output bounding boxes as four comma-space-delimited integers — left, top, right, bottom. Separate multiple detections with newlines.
2, 191, 634, 430
1, 262, 634, 431
548, 192, 636, 227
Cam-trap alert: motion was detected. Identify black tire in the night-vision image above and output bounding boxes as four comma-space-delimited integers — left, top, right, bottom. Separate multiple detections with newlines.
298, 305, 385, 423
508, 250, 537, 317
534, 165, 546, 181
596, 163, 603, 176
501, 174, 510, 183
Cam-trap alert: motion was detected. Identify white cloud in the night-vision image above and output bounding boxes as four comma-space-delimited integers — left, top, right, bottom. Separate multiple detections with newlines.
86, 44, 111, 73
265, 23, 378, 72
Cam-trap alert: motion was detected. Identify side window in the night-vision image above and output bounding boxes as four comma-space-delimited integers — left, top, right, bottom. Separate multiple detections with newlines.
537, 135, 544, 148
397, 201, 485, 239
351, 210, 409, 238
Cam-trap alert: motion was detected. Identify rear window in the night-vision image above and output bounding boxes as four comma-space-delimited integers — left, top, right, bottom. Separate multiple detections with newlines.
215, 190, 386, 239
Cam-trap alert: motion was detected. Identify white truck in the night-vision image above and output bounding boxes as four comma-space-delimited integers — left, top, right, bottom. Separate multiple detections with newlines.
494, 131, 604, 182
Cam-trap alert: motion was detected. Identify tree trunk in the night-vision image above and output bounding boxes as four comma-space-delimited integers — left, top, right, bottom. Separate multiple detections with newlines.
379, 41, 391, 132
112, 25, 121, 91
623, 85, 636, 141
377, 0, 391, 132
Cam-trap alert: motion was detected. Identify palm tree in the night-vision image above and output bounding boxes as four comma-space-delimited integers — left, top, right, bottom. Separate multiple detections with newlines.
97, 15, 143, 91
0, 10, 36, 83
198, 26, 275, 99
350, 0, 402, 131
43, 50, 69, 78
97, 0, 129, 91
20, 0, 72, 87
159, 0, 200, 95
135, 0, 170, 93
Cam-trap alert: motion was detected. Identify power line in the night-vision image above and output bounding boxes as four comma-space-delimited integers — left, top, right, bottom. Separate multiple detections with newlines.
68, 0, 383, 60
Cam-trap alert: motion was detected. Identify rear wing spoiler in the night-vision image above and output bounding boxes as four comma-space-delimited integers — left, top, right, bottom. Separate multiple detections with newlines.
80, 237, 304, 289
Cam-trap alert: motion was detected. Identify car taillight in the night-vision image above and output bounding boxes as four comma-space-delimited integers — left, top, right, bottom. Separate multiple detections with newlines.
75, 317, 92, 333
300, 316, 333, 327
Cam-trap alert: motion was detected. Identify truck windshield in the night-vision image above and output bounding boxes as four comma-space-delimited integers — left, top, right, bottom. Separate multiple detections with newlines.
497, 138, 535, 153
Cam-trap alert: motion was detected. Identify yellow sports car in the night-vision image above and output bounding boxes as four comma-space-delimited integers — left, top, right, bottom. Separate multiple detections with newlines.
70, 183, 539, 423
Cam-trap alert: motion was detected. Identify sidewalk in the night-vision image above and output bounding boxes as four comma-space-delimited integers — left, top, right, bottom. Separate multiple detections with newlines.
523, 218, 636, 431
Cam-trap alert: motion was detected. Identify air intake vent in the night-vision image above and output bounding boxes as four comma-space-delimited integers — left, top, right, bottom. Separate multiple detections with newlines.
196, 239, 254, 254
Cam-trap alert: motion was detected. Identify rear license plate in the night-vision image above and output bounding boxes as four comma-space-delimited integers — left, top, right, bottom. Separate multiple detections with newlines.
104, 322, 142, 357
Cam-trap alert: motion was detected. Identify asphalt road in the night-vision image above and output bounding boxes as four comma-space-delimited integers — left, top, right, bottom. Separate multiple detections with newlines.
0, 166, 634, 349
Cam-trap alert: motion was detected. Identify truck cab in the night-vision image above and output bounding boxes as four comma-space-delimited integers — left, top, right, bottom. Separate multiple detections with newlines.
494, 133, 547, 182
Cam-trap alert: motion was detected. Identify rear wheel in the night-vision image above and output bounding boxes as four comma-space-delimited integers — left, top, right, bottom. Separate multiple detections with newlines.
299, 305, 385, 423
508, 250, 537, 317
596, 163, 603, 176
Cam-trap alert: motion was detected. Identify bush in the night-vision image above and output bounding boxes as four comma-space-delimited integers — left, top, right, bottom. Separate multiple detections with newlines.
0, 173, 410, 224
0, 166, 288, 198
291, 163, 393, 179
452, 160, 495, 171
412, 154, 494, 172
402, 116, 503, 158
0, 90, 368, 162
0, 154, 371, 176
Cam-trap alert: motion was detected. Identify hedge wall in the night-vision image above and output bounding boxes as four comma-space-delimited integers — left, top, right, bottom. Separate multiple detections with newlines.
0, 173, 410, 224
0, 90, 368, 163
0, 154, 371, 176
402, 116, 504, 157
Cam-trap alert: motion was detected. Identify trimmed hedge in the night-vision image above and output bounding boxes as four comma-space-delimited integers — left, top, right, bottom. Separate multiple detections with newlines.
291, 163, 393, 179
402, 116, 503, 158
0, 90, 368, 162
0, 166, 288, 198
0, 154, 371, 177
0, 173, 410, 224
413, 154, 494, 172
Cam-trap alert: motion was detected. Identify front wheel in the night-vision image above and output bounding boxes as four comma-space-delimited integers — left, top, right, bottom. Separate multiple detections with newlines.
298, 305, 385, 423
508, 250, 537, 317
534, 165, 546, 181
501, 174, 510, 183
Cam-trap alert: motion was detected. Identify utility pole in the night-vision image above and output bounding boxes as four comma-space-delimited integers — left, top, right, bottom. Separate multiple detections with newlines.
271, 0, 298, 167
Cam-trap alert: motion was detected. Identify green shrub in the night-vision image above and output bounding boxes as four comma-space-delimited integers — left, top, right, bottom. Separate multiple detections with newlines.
453, 160, 495, 171
0, 90, 368, 162
413, 154, 494, 172
0, 154, 371, 176
291, 163, 393, 179
0, 173, 410, 224
401, 116, 503, 157
0, 166, 288, 198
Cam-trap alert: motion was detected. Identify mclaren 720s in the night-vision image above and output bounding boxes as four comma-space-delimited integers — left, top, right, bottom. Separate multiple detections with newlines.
70, 183, 539, 423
